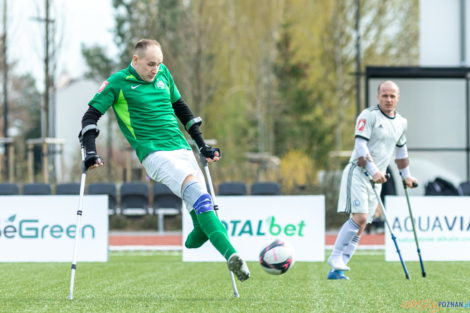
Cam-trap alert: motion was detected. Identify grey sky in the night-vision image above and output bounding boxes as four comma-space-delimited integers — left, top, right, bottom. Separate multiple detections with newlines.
8, 0, 117, 90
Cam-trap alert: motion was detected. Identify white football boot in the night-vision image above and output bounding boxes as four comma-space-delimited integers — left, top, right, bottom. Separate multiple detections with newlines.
227, 253, 250, 282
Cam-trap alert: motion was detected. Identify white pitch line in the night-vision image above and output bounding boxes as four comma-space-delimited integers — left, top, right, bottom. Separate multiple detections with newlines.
109, 245, 182, 251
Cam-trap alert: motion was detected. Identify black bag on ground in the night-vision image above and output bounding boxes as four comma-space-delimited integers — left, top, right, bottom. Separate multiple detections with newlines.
424, 177, 459, 196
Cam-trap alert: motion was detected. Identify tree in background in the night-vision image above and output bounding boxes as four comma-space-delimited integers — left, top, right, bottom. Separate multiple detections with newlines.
0, 69, 41, 180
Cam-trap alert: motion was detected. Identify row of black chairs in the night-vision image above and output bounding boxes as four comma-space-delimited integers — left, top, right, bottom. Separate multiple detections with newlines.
218, 182, 281, 196
0, 181, 281, 213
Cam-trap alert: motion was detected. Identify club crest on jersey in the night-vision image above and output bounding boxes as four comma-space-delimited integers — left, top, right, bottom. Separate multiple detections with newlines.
156, 80, 165, 89
97, 81, 108, 93
357, 118, 366, 131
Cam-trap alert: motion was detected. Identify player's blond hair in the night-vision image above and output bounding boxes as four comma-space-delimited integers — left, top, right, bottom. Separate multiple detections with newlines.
134, 39, 161, 57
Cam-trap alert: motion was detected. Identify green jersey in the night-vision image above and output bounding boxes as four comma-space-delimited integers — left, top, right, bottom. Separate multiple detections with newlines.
88, 63, 191, 162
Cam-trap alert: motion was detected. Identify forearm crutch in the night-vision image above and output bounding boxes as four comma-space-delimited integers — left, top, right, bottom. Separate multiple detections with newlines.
366, 172, 411, 280
402, 179, 426, 277
199, 154, 240, 298
68, 145, 87, 300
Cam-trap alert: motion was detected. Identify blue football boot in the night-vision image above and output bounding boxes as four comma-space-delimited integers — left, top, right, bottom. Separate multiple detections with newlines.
327, 269, 350, 280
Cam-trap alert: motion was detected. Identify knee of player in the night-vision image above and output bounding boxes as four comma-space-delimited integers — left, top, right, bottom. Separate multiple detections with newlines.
184, 238, 204, 249
193, 194, 214, 214
182, 180, 214, 214
352, 214, 368, 226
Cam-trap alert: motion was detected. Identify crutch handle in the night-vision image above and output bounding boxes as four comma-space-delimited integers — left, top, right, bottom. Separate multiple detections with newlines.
399, 171, 418, 188
364, 171, 390, 183
402, 180, 418, 189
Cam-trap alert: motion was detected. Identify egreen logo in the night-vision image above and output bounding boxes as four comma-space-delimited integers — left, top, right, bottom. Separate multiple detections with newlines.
221, 216, 306, 237
0, 217, 95, 239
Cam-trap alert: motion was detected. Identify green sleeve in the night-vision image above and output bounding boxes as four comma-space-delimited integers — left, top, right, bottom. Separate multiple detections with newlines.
88, 75, 120, 114
161, 64, 181, 103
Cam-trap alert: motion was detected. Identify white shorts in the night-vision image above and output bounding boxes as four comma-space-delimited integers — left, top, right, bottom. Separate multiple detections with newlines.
337, 163, 382, 223
142, 149, 207, 202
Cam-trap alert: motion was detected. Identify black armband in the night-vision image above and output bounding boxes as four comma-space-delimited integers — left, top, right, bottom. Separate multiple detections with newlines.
185, 117, 202, 131
188, 124, 206, 148
185, 117, 205, 147
79, 124, 100, 139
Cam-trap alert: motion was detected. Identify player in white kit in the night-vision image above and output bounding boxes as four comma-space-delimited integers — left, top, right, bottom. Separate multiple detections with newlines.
327, 81, 418, 280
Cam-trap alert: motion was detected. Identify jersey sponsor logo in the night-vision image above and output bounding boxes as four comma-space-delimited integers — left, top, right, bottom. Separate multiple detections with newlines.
97, 81, 108, 93
156, 80, 166, 89
131, 84, 141, 89
353, 199, 361, 207
357, 118, 366, 131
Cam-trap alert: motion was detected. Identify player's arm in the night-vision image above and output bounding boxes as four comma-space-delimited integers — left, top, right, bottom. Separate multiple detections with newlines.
394, 144, 418, 188
172, 97, 220, 161
355, 137, 386, 183
354, 111, 386, 183
80, 106, 104, 170
79, 78, 118, 170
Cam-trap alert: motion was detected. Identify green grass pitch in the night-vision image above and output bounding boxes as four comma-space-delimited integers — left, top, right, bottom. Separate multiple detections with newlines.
0, 251, 468, 313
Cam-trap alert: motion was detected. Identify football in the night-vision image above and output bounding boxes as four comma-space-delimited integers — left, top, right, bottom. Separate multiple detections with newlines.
259, 239, 295, 275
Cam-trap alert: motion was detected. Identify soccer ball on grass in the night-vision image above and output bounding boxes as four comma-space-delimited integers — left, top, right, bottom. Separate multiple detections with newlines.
259, 239, 295, 275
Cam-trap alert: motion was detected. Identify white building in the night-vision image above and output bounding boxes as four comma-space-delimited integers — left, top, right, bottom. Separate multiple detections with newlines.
55, 79, 116, 181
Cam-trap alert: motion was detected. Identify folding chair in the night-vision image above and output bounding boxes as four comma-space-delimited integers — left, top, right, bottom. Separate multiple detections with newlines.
250, 182, 281, 195
56, 183, 81, 195
88, 182, 118, 215
0, 183, 19, 195
218, 182, 247, 195
152, 183, 182, 233
120, 182, 149, 216
22, 183, 52, 195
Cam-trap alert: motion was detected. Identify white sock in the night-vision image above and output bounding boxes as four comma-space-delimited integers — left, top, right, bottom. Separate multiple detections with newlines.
330, 219, 360, 259
342, 235, 360, 264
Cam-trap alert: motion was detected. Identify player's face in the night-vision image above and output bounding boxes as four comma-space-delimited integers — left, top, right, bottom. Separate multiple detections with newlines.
377, 83, 400, 117
133, 45, 163, 82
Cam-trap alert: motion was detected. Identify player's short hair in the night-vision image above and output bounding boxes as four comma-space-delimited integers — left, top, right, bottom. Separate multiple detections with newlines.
134, 39, 161, 57
377, 80, 400, 94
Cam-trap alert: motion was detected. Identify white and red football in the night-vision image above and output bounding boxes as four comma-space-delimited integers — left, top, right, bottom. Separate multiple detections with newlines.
259, 239, 295, 275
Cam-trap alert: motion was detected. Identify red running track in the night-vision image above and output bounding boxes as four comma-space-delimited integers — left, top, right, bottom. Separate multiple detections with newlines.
109, 233, 385, 246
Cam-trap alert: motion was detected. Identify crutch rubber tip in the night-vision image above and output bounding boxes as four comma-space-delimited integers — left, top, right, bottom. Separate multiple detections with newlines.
406, 274, 411, 280
422, 272, 427, 278
67, 294, 73, 300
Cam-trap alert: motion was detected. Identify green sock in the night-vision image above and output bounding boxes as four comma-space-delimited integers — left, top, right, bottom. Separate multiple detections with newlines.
197, 211, 236, 260
185, 209, 209, 249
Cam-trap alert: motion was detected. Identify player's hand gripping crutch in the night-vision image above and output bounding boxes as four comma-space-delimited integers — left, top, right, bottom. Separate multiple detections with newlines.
198, 153, 240, 298
401, 176, 426, 277
67, 144, 87, 300
365, 172, 411, 280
